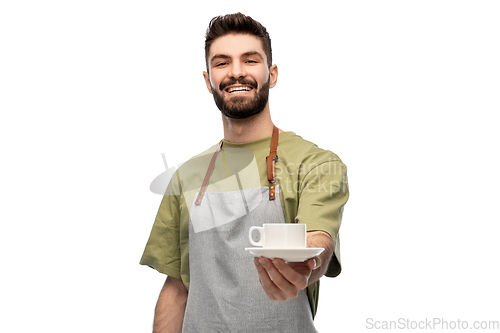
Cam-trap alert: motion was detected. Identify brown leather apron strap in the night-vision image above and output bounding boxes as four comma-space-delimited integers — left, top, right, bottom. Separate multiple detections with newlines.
196, 126, 279, 205
266, 125, 279, 200
195, 141, 223, 205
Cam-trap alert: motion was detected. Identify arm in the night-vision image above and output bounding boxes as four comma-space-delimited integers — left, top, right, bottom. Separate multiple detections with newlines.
153, 276, 188, 333
253, 230, 334, 301
305, 230, 334, 285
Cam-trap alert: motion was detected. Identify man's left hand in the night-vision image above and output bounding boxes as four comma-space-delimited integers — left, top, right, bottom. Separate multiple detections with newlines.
253, 256, 320, 301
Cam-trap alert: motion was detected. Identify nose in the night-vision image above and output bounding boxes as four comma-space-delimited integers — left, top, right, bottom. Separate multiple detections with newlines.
228, 61, 246, 80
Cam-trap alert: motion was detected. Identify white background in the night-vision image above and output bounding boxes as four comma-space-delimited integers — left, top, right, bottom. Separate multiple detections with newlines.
1, 1, 499, 332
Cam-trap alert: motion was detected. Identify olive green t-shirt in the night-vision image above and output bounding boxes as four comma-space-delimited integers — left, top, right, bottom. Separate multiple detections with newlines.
140, 131, 349, 317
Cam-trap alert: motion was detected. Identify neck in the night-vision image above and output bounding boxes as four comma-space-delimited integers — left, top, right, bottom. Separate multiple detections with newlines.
222, 105, 277, 143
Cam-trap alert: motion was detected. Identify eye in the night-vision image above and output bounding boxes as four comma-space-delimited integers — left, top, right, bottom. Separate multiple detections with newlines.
246, 60, 258, 64
215, 62, 228, 67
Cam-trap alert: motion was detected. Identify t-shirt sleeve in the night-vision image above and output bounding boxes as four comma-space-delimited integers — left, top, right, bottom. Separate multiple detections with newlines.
139, 178, 182, 279
295, 160, 349, 277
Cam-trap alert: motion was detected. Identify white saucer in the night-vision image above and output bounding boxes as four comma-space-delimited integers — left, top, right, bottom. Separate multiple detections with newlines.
245, 247, 324, 262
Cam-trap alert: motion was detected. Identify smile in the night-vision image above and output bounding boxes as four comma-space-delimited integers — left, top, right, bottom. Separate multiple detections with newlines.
225, 85, 254, 94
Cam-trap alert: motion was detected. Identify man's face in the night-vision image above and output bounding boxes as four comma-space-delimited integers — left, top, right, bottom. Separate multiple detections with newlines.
203, 34, 278, 119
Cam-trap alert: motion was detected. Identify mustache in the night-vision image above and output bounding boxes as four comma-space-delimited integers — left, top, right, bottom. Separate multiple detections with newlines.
219, 78, 258, 91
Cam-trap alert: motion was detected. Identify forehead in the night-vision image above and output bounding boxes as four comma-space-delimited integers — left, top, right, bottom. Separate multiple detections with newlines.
208, 34, 267, 62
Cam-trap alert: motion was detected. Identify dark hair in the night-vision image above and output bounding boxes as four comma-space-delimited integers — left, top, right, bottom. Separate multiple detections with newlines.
205, 13, 272, 70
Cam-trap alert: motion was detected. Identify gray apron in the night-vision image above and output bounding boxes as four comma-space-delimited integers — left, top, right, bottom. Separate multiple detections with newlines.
181, 128, 317, 333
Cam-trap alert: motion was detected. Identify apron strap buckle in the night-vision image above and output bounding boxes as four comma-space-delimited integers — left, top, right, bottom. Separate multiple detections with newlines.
196, 125, 280, 204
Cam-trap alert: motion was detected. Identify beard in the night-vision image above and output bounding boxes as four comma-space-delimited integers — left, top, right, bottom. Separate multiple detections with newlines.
211, 77, 270, 120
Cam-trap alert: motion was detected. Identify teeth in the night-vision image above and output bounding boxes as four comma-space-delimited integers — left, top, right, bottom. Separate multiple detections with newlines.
228, 86, 251, 93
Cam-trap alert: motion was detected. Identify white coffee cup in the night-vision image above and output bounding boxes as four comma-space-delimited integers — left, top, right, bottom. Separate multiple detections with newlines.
248, 223, 307, 249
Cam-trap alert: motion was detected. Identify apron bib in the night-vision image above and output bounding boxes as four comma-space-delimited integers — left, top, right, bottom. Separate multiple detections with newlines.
181, 127, 317, 333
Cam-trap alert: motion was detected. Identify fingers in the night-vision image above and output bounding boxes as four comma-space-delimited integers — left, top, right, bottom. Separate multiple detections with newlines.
253, 257, 311, 301
308, 257, 319, 270
254, 257, 290, 301
311, 256, 321, 270
254, 258, 279, 301
271, 258, 309, 290
263, 258, 301, 299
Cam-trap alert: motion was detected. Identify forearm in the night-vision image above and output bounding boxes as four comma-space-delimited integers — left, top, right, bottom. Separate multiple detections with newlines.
307, 230, 334, 285
153, 276, 188, 333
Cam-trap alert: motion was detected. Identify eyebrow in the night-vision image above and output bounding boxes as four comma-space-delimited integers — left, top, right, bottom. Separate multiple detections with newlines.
242, 51, 264, 60
210, 51, 265, 65
210, 54, 231, 65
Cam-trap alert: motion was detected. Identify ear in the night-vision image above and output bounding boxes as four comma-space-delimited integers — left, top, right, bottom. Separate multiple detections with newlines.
203, 71, 213, 94
269, 65, 278, 89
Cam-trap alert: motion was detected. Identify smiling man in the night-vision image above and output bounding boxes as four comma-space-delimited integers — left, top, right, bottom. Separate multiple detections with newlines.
140, 13, 349, 333
205, 36, 273, 120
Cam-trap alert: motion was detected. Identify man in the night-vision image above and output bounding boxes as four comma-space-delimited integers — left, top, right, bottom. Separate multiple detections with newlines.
140, 13, 349, 333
